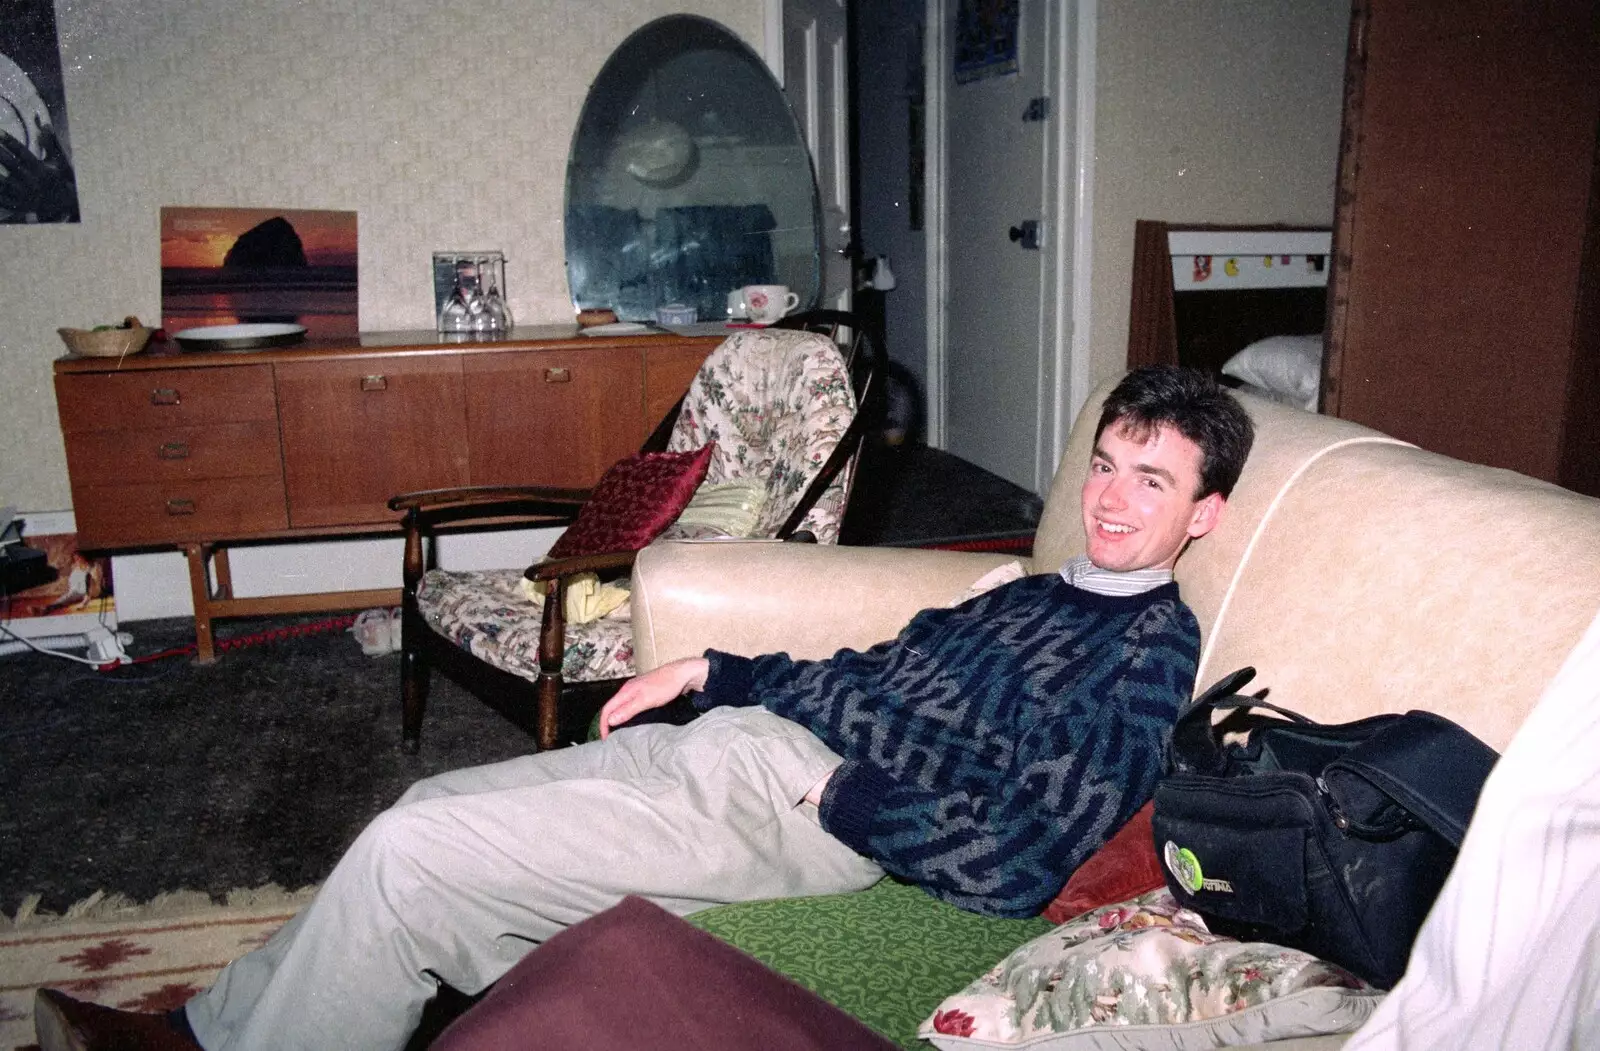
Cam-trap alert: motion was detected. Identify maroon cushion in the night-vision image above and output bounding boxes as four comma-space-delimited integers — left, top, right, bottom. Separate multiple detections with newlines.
431, 895, 897, 1051
545, 443, 715, 560
1040, 801, 1165, 925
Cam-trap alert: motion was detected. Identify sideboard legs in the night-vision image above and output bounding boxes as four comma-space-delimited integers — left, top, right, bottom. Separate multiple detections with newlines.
182, 543, 218, 663
180, 540, 399, 665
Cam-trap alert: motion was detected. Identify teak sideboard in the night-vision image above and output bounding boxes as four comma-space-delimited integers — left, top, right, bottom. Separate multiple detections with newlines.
53, 326, 722, 659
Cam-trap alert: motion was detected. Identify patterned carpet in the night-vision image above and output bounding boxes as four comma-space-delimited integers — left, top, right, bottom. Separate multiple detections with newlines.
0, 889, 311, 1051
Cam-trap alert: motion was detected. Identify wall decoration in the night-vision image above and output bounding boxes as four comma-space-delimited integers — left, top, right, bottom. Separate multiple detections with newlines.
954, 0, 1020, 85
160, 207, 359, 337
0, 0, 78, 224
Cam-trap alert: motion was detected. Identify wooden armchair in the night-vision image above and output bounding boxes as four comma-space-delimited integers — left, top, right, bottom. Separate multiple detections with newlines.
389, 312, 882, 753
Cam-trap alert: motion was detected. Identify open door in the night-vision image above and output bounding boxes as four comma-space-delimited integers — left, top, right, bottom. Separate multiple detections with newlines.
936, 0, 1051, 491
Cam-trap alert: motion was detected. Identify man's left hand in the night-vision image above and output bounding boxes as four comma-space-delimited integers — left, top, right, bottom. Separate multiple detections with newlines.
803, 770, 833, 807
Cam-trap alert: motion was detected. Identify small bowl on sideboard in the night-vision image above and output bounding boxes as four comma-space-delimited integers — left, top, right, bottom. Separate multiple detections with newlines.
58, 325, 154, 358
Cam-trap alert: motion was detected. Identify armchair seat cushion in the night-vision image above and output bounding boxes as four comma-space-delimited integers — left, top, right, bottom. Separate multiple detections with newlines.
419, 568, 635, 684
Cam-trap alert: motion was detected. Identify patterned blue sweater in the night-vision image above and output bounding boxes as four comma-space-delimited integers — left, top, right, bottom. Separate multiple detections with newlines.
694, 573, 1200, 917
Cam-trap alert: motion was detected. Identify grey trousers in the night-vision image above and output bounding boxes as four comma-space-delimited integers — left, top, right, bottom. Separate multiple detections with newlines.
184, 707, 885, 1051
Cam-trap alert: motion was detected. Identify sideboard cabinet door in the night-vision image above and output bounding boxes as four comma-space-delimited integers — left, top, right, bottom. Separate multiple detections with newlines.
276, 356, 470, 527
463, 345, 645, 489
644, 343, 714, 436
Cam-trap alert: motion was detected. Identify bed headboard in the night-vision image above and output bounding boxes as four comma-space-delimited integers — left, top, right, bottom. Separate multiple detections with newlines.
1126, 220, 1332, 384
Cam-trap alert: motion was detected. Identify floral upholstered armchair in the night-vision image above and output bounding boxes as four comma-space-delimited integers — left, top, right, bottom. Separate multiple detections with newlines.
389, 318, 878, 753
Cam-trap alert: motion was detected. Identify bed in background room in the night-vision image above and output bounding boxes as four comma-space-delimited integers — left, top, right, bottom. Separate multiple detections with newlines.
1126, 221, 1331, 411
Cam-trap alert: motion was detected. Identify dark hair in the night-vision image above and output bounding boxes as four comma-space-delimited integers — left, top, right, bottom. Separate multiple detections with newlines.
1094, 366, 1254, 499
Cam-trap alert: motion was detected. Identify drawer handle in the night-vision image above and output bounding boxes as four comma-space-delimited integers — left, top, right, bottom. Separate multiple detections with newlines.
361, 375, 388, 391
158, 441, 190, 460
151, 387, 181, 406
544, 367, 571, 384
166, 498, 197, 516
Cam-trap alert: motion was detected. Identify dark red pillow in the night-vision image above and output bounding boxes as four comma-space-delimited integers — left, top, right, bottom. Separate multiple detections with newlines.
431, 896, 897, 1051
1041, 801, 1165, 925
546, 443, 716, 560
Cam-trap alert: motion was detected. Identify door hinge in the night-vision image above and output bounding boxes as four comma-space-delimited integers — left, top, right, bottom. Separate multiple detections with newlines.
1023, 97, 1050, 122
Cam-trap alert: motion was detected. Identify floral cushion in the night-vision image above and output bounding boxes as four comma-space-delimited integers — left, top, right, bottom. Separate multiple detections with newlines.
545, 443, 715, 560
920, 889, 1382, 1050
418, 568, 636, 683
663, 327, 857, 543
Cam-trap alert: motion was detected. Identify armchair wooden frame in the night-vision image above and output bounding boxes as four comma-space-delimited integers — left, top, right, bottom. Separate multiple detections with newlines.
390, 311, 883, 753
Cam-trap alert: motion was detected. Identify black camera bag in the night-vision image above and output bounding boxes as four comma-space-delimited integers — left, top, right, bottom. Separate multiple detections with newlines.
1151, 667, 1498, 988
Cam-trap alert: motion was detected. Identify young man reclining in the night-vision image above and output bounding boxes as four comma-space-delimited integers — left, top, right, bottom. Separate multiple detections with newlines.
36, 365, 1254, 1051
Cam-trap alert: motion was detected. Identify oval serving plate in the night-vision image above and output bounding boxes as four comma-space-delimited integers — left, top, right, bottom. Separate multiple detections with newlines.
174, 323, 308, 352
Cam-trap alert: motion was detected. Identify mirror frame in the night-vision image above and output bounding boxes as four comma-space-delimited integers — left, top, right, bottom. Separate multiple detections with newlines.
563, 15, 822, 323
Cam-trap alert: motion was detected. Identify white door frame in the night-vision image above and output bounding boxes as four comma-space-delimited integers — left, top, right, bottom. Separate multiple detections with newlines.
925, 0, 1097, 494
764, 2, 785, 83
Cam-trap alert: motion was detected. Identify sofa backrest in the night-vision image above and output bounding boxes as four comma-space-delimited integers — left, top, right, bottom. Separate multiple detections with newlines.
1035, 380, 1600, 751
1033, 385, 1403, 641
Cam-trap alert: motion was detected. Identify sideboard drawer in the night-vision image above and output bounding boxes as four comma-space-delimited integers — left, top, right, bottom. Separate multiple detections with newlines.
55, 364, 278, 432
70, 476, 289, 548
62, 421, 283, 486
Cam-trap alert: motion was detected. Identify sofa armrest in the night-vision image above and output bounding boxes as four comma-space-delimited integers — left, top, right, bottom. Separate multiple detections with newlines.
630, 540, 1027, 670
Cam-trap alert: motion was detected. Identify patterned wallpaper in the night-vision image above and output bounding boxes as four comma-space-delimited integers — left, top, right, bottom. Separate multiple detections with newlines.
0, 0, 760, 510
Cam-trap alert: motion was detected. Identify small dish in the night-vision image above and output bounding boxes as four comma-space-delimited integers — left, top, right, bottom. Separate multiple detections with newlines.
174, 323, 307, 352
655, 303, 698, 325
578, 321, 652, 336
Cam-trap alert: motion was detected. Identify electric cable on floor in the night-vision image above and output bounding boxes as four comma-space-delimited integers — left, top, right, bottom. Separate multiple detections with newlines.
0, 622, 116, 666
0, 606, 361, 670
122, 612, 361, 666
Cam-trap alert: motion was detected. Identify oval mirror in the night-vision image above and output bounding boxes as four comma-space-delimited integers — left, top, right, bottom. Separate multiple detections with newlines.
564, 15, 821, 323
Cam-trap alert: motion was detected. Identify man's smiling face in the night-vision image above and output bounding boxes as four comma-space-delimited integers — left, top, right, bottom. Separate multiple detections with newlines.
1080, 420, 1224, 572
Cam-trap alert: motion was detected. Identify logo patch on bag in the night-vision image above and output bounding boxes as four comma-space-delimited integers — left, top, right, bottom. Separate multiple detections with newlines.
1163, 840, 1233, 894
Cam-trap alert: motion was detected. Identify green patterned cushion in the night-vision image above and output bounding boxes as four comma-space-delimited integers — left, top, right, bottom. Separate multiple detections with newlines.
687, 878, 1054, 1049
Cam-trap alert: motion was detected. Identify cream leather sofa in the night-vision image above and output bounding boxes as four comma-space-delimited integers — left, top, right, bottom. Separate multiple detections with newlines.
627, 382, 1600, 1047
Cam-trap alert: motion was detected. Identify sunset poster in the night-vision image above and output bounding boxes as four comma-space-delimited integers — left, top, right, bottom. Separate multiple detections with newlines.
160, 206, 358, 337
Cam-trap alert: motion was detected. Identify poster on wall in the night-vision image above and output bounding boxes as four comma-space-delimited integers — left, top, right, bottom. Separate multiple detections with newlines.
160, 206, 359, 338
954, 0, 1020, 84
0, 0, 79, 223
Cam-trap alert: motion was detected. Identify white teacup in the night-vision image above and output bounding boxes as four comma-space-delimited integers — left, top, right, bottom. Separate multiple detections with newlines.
742, 285, 799, 325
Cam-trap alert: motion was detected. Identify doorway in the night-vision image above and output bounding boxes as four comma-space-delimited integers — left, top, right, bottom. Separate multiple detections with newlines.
850, 0, 1093, 496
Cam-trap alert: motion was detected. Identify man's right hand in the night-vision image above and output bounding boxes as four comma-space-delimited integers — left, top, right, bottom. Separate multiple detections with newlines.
598, 657, 710, 739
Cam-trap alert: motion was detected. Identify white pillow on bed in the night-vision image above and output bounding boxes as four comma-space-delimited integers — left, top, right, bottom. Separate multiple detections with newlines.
1221, 333, 1323, 411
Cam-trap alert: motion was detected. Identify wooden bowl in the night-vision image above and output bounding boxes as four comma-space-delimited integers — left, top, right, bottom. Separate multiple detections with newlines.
58, 326, 154, 358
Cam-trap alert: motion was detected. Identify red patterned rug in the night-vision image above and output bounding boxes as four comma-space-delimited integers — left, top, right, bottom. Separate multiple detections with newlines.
0, 887, 313, 1050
